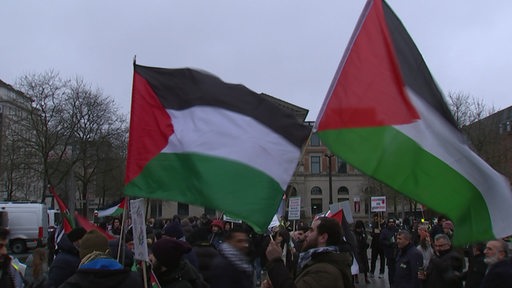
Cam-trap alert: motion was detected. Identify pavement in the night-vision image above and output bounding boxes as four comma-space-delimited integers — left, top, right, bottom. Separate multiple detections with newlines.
354, 258, 390, 288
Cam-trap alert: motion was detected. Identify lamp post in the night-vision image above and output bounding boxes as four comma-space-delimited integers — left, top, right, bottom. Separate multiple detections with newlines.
324, 153, 334, 204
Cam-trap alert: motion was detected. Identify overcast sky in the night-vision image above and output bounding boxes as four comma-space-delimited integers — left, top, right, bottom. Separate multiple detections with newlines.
1, 0, 511, 121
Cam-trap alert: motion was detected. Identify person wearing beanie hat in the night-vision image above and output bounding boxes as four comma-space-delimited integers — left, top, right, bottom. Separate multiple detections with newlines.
209, 219, 225, 249
162, 221, 185, 240
150, 238, 208, 288
59, 229, 143, 288
78, 229, 109, 259
47, 227, 87, 288
162, 221, 199, 269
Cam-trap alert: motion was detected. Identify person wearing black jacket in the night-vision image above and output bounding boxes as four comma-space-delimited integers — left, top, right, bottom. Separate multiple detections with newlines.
379, 218, 399, 286
393, 230, 423, 288
47, 227, 86, 288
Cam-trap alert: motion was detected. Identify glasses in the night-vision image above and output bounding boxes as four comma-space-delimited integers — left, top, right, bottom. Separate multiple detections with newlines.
434, 243, 449, 248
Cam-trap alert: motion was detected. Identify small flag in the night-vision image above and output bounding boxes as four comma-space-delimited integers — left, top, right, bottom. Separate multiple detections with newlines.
96, 198, 126, 218
49, 185, 75, 233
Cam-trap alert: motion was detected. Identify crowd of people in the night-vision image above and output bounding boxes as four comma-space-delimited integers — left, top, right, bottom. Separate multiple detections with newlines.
0, 212, 511, 288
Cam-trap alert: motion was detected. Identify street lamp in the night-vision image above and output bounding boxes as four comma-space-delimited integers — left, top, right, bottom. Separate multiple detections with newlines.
324, 153, 334, 204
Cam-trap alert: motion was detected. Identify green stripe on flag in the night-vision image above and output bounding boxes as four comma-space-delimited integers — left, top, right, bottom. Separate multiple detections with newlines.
318, 126, 493, 244
125, 152, 283, 233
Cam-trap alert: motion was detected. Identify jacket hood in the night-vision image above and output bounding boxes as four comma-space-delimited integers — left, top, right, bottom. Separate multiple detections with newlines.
308, 250, 352, 275
57, 234, 79, 255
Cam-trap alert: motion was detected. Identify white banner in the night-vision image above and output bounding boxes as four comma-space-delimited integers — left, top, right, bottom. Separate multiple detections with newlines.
130, 198, 148, 261
371, 196, 387, 212
288, 197, 301, 220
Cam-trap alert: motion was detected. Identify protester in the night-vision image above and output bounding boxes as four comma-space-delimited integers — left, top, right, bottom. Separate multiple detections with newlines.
162, 221, 199, 269
59, 229, 142, 288
416, 224, 434, 271
151, 238, 207, 288
110, 218, 122, 236
480, 239, 511, 288
420, 233, 463, 288
208, 219, 225, 249
211, 226, 254, 288
263, 217, 353, 288
369, 214, 385, 278
24, 248, 48, 288
187, 226, 219, 286
461, 242, 486, 288
353, 220, 370, 284
380, 218, 399, 286
393, 230, 423, 288
0, 227, 25, 288
47, 227, 86, 288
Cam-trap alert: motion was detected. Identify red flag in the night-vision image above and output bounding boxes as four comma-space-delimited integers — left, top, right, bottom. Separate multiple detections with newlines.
49, 185, 75, 233
74, 211, 115, 240
329, 209, 343, 224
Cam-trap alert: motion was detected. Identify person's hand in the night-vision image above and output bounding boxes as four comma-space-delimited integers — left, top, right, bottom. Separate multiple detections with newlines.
262, 279, 273, 288
266, 240, 283, 262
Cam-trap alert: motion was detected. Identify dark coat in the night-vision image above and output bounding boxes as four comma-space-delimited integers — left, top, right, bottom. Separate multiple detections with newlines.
192, 243, 219, 286
394, 243, 423, 288
47, 235, 81, 288
210, 250, 253, 288
462, 253, 486, 288
58, 257, 143, 288
379, 225, 399, 260
480, 258, 512, 288
156, 260, 207, 288
267, 251, 353, 288
425, 248, 464, 288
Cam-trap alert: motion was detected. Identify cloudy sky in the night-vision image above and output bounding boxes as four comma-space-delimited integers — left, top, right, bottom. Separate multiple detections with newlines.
1, 0, 511, 120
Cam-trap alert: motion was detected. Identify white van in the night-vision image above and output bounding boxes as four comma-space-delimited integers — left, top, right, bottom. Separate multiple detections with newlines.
0, 202, 49, 253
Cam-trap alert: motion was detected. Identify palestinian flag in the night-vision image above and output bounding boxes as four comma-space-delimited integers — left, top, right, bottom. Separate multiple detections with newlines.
315, 0, 512, 245
125, 64, 311, 233
49, 185, 75, 233
96, 198, 126, 218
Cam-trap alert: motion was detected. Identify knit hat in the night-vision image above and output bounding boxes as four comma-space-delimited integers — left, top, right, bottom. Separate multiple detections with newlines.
79, 229, 109, 259
152, 238, 191, 269
163, 221, 184, 239
67, 227, 86, 243
211, 219, 224, 230
443, 220, 454, 230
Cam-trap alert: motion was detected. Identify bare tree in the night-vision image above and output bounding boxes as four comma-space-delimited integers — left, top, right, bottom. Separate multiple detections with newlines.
447, 91, 496, 128
65, 77, 127, 216
12, 70, 76, 202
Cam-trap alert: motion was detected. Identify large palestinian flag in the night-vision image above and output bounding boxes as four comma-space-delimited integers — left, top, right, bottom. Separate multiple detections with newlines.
315, 0, 512, 245
125, 64, 311, 233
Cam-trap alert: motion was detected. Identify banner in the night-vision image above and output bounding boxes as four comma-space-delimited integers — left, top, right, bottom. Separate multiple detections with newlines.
371, 196, 387, 212
130, 198, 148, 261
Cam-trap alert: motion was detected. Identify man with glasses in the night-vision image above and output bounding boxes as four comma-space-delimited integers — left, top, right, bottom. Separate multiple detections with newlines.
419, 233, 463, 288
0, 227, 24, 288
480, 239, 512, 288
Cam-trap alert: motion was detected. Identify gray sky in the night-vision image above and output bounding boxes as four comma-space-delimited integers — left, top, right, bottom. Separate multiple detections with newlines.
1, 1, 511, 120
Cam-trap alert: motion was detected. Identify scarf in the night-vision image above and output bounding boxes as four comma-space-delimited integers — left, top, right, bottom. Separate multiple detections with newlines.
218, 242, 253, 274
297, 246, 339, 270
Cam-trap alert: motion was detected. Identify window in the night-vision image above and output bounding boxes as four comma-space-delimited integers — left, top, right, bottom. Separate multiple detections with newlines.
150, 200, 163, 218
337, 157, 347, 174
310, 133, 321, 146
311, 186, 322, 195
337, 198, 349, 203
311, 198, 323, 215
177, 202, 189, 216
290, 187, 298, 197
204, 207, 216, 216
311, 155, 321, 174
338, 186, 349, 195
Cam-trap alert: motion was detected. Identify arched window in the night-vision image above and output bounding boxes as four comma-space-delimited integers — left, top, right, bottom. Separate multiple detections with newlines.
311, 186, 322, 195
337, 186, 349, 195
290, 187, 298, 197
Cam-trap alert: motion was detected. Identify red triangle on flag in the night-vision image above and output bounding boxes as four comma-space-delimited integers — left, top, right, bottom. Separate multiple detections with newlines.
317, 0, 419, 131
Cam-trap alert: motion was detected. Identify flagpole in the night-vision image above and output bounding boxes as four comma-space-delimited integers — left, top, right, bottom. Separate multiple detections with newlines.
117, 196, 130, 263
142, 261, 148, 288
